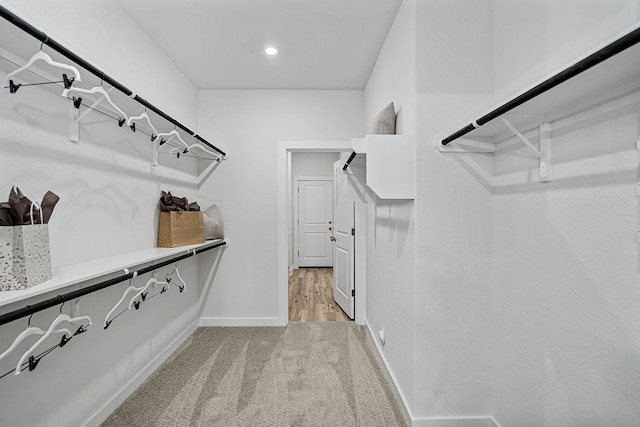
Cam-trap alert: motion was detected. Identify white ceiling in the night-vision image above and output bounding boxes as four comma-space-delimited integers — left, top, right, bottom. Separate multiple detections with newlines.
116, 0, 402, 90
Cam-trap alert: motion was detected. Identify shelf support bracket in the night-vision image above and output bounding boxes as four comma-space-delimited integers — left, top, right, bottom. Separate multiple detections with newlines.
500, 117, 551, 182
68, 87, 115, 143
68, 97, 80, 143
539, 122, 551, 182
500, 117, 542, 157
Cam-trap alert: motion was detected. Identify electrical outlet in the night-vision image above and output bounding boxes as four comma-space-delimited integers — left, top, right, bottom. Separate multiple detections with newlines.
378, 328, 385, 345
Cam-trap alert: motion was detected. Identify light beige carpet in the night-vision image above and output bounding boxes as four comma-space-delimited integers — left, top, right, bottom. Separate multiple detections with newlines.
102, 323, 407, 427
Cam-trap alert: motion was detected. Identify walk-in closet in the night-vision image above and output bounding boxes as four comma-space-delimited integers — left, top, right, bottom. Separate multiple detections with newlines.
1, 1, 640, 426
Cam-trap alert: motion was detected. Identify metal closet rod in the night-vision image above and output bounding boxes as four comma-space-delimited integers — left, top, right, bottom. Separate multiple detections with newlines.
342, 151, 357, 171
0, 240, 227, 327
441, 25, 640, 145
0, 5, 226, 157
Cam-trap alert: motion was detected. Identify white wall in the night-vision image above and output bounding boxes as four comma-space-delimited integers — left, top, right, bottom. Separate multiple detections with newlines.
414, 0, 495, 422
410, 1, 640, 425
492, 0, 640, 104
363, 0, 417, 415
364, 0, 416, 136
292, 152, 341, 177
1, 0, 198, 128
0, 2, 215, 426
491, 2, 640, 426
197, 90, 364, 324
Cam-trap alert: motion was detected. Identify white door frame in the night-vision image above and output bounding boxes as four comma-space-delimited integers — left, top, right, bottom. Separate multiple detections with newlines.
278, 140, 366, 326
294, 176, 333, 269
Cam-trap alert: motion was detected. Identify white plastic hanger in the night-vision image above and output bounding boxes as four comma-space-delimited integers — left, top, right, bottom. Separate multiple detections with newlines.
103, 272, 143, 328
128, 272, 168, 309
61, 85, 128, 121
15, 313, 91, 375
156, 130, 189, 151
168, 143, 222, 161
166, 265, 187, 292
0, 327, 46, 363
1, 309, 74, 364
8, 325, 73, 373
127, 111, 159, 140
153, 130, 188, 166
2, 50, 82, 91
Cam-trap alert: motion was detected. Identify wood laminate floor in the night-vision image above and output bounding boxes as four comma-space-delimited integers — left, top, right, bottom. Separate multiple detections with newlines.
289, 268, 352, 322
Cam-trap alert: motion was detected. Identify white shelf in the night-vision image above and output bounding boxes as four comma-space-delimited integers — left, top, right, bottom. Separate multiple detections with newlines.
439, 23, 640, 146
0, 239, 225, 309
348, 134, 415, 200
0, 25, 226, 189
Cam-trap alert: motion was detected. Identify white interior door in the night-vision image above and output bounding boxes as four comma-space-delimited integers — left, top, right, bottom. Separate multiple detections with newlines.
298, 179, 333, 267
333, 161, 355, 319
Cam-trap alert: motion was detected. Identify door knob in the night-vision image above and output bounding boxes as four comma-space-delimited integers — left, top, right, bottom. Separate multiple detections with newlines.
330, 236, 336, 241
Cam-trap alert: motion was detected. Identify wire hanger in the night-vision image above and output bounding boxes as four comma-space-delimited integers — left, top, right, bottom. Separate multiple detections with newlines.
15, 300, 91, 375
103, 271, 143, 329
2, 45, 82, 94
128, 271, 169, 310
166, 263, 187, 293
61, 85, 128, 125
127, 110, 159, 141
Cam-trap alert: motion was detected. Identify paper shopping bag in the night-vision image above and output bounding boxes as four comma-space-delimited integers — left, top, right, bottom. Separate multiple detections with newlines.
0, 201, 52, 291
10, 223, 52, 289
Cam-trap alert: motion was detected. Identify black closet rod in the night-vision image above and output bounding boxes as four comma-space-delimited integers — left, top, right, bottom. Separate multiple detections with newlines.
0, 240, 227, 327
0, 5, 226, 157
441, 25, 640, 145
342, 151, 357, 171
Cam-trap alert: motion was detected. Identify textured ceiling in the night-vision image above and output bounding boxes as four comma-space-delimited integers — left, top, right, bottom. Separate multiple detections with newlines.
116, 0, 402, 90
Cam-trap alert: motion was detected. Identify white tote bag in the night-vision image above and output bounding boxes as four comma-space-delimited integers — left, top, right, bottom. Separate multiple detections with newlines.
0, 202, 52, 291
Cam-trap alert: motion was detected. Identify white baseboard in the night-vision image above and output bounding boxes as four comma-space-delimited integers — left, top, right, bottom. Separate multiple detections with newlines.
363, 319, 498, 427
364, 318, 414, 425
199, 316, 284, 327
83, 320, 199, 427
411, 416, 496, 427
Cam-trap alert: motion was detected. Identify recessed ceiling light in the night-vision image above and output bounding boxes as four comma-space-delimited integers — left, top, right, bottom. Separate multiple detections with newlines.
264, 45, 278, 56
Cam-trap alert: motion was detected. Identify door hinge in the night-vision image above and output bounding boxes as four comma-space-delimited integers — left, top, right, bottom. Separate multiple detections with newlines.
351, 289, 355, 297
351, 228, 355, 236
298, 251, 299, 256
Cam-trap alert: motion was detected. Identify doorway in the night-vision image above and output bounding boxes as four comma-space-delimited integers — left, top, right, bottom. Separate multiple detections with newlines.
294, 177, 333, 268
289, 152, 350, 322
288, 267, 350, 322
277, 140, 365, 326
